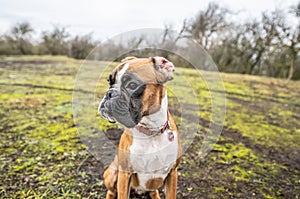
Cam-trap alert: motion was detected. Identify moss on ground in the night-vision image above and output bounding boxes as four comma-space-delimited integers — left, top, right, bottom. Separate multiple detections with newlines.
0, 56, 299, 198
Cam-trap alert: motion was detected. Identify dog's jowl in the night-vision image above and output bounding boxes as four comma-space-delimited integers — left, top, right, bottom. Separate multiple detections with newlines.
99, 56, 181, 199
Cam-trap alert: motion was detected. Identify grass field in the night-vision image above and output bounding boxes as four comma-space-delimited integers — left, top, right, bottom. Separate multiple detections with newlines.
0, 56, 299, 198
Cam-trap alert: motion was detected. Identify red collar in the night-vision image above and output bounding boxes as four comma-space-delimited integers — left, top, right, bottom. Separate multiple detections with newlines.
134, 111, 170, 136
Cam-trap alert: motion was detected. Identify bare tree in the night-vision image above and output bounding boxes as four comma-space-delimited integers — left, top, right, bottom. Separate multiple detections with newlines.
186, 2, 231, 50
69, 33, 96, 59
269, 7, 300, 80
162, 20, 188, 44
41, 26, 69, 55
284, 2, 300, 80
126, 37, 144, 49
291, 1, 300, 17
10, 22, 34, 54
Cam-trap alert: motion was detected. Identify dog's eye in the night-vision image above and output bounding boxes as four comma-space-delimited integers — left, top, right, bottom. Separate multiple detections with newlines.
127, 82, 138, 90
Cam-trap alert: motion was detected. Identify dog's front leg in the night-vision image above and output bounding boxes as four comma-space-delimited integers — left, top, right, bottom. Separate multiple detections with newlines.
117, 171, 131, 199
165, 168, 178, 199
149, 190, 161, 199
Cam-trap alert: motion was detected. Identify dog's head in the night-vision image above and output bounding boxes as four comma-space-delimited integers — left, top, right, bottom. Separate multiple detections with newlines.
98, 56, 175, 128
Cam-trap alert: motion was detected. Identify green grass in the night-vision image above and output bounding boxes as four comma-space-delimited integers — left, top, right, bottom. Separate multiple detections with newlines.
0, 55, 299, 198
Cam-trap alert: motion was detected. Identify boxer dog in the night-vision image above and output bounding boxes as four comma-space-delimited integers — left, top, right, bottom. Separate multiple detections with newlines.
98, 56, 181, 199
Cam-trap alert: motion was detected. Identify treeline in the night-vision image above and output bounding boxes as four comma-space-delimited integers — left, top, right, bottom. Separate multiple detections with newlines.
0, 2, 299, 79
0, 24, 95, 59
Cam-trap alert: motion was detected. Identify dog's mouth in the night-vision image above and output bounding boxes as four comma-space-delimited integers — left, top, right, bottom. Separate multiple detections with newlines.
99, 99, 140, 128
98, 88, 143, 128
99, 101, 116, 123
100, 110, 116, 123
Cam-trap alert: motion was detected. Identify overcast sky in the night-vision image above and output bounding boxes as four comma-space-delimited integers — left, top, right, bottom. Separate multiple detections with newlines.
0, 0, 298, 40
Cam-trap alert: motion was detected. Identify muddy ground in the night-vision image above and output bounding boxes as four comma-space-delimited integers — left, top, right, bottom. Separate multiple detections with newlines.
0, 56, 299, 198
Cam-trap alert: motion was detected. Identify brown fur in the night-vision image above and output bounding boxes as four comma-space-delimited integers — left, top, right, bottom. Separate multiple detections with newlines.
149, 190, 161, 199
131, 173, 139, 187
168, 110, 182, 168
126, 58, 158, 83
118, 129, 133, 171
164, 168, 178, 198
103, 156, 118, 198
145, 177, 164, 190
141, 84, 165, 116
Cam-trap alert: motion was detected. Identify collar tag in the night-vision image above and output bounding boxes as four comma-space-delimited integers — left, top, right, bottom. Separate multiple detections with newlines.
167, 130, 175, 142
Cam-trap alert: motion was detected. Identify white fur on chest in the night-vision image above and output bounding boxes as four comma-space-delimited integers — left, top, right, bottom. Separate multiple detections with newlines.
130, 130, 178, 191
129, 93, 178, 191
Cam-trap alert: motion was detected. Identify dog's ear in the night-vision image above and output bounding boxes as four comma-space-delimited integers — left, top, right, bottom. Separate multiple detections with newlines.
151, 56, 175, 83
121, 56, 137, 63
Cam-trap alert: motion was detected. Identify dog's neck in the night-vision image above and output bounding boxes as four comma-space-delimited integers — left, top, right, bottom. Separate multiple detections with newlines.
135, 92, 168, 133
